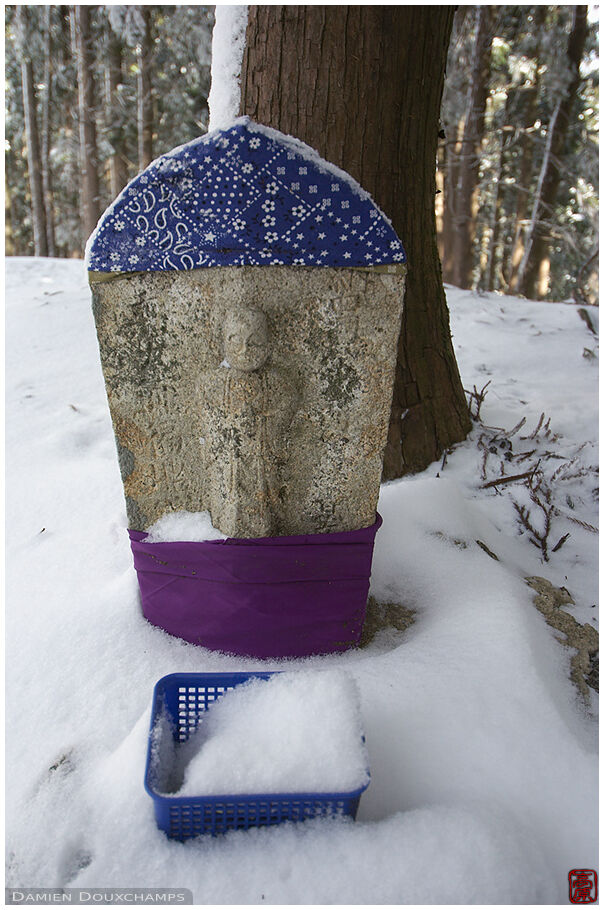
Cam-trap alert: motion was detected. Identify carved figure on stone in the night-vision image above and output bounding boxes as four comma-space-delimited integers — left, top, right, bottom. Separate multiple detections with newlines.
200, 306, 299, 537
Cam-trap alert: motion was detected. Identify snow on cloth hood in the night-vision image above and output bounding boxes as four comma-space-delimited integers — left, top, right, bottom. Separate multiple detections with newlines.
86, 117, 406, 273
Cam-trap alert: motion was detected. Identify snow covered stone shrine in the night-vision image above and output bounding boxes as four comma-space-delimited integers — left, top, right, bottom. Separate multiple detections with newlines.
88, 117, 406, 658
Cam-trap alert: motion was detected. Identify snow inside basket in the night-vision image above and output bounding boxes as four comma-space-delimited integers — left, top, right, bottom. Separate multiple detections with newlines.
145, 670, 370, 839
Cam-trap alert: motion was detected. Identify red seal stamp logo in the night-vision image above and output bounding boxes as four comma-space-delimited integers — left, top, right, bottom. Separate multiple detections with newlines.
569, 870, 598, 903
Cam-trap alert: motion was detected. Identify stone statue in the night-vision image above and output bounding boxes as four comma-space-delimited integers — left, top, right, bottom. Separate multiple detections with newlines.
200, 306, 299, 538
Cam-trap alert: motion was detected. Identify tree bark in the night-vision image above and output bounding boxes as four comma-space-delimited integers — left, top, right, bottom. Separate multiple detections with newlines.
137, 6, 154, 170
16, 6, 48, 257
487, 110, 513, 291
506, 6, 547, 293
73, 5, 101, 243
105, 21, 128, 197
5, 161, 17, 255
240, 6, 471, 478
450, 5, 494, 289
506, 86, 540, 292
435, 139, 446, 265
517, 6, 589, 300
42, 5, 57, 257
440, 133, 459, 285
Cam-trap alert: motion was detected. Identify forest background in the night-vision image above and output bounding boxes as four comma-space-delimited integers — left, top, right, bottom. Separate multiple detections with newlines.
4, 5, 599, 305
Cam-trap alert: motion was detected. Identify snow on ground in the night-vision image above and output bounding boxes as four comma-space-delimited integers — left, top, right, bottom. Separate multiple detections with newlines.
5, 258, 598, 904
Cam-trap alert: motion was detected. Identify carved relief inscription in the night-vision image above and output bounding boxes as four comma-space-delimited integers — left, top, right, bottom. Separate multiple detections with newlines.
200, 307, 298, 537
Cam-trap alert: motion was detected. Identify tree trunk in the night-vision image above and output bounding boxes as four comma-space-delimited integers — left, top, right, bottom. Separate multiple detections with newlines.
517, 6, 588, 300
450, 5, 494, 289
240, 6, 471, 478
105, 22, 128, 197
487, 120, 513, 292
73, 5, 101, 243
5, 164, 16, 255
137, 7, 154, 170
441, 133, 460, 285
16, 7, 48, 257
506, 86, 540, 292
435, 140, 446, 265
42, 5, 57, 257
506, 6, 547, 293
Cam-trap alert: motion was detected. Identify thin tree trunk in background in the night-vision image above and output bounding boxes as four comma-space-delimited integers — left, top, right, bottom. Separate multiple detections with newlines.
517, 6, 588, 300
435, 140, 446, 265
240, 5, 471, 478
16, 7, 48, 257
105, 24, 128, 197
137, 7, 154, 170
506, 86, 540, 292
486, 145, 504, 290
5, 161, 17, 255
73, 5, 101, 243
441, 134, 459, 284
42, 5, 57, 257
487, 120, 512, 291
517, 98, 561, 299
450, 5, 493, 289
507, 6, 547, 293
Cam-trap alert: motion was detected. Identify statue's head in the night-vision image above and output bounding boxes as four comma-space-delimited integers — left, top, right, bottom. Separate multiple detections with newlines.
223, 306, 269, 372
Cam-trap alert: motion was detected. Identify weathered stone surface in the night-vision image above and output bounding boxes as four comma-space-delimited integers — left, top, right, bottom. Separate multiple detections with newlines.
91, 265, 405, 535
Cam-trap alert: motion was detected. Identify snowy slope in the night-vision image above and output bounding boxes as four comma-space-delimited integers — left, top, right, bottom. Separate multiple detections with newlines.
5, 258, 598, 904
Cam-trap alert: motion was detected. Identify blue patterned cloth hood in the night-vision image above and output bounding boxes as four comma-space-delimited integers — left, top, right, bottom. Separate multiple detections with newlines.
86, 117, 406, 273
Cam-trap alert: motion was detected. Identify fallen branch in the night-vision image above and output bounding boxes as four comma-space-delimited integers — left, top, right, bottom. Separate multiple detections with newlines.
552, 533, 571, 553
481, 468, 537, 489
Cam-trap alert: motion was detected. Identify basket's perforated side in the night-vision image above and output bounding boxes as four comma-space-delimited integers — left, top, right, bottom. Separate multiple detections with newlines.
176, 684, 231, 741
167, 797, 354, 838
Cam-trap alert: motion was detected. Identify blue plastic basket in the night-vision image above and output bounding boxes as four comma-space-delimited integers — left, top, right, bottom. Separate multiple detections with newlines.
144, 672, 370, 839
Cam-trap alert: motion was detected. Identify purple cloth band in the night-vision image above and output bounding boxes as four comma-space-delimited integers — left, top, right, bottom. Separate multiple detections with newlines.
128, 515, 382, 659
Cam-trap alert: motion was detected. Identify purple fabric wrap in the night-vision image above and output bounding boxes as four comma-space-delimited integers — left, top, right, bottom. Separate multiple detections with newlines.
128, 515, 382, 659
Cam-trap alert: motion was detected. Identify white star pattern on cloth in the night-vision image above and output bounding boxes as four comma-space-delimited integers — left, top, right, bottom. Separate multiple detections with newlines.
87, 118, 405, 272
